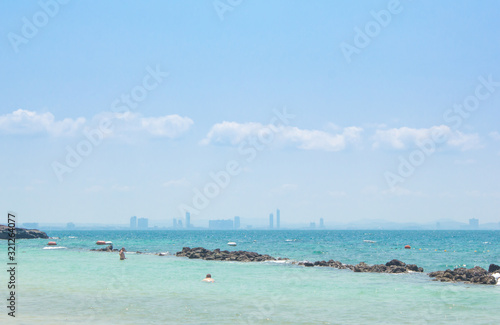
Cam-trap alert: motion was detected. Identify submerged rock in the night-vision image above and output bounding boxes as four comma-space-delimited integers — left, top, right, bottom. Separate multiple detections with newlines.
91, 244, 117, 252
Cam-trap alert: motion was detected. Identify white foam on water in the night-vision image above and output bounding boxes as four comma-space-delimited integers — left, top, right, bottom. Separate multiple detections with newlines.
43, 246, 67, 250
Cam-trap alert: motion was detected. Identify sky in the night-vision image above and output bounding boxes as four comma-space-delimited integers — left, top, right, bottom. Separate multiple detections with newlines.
1, 0, 500, 227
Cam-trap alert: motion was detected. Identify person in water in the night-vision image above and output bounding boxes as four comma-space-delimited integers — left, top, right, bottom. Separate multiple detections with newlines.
202, 274, 215, 283
119, 247, 126, 260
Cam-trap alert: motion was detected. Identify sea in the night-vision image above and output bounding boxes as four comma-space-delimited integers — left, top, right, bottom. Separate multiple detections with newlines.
1, 230, 499, 324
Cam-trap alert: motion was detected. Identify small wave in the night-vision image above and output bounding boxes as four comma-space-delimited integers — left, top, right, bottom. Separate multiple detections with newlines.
266, 260, 290, 264
363, 240, 376, 243
43, 247, 67, 250
68, 236, 77, 239
285, 239, 296, 242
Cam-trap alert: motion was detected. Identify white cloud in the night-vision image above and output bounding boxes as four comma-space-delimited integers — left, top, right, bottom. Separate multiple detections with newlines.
201, 121, 363, 152
0, 109, 85, 136
489, 131, 500, 141
93, 112, 193, 139
382, 186, 424, 197
112, 185, 133, 192
328, 190, 347, 197
465, 190, 500, 198
454, 159, 476, 165
141, 115, 193, 137
281, 184, 298, 191
163, 178, 190, 187
372, 125, 480, 151
0, 109, 194, 139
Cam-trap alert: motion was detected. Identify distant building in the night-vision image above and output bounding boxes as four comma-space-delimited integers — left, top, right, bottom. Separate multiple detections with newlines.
276, 209, 280, 229
137, 218, 148, 229
173, 218, 177, 228
469, 218, 479, 229
186, 212, 191, 228
23, 223, 39, 229
209, 219, 233, 230
130, 216, 137, 229
67, 222, 75, 229
234, 216, 240, 229
310, 222, 316, 228
178, 220, 183, 228
319, 218, 324, 228
269, 213, 274, 229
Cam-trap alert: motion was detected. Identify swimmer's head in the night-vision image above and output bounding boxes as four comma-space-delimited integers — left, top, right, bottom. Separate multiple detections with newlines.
206, 274, 211, 278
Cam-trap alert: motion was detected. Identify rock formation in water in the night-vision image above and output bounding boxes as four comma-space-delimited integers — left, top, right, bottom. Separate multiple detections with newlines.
296, 258, 424, 273
428, 264, 500, 285
0, 224, 49, 239
175, 247, 282, 262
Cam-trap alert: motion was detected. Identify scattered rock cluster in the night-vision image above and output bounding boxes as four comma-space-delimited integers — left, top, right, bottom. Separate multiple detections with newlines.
0, 225, 49, 240
428, 264, 500, 285
91, 244, 117, 252
176, 247, 286, 262
296, 259, 424, 274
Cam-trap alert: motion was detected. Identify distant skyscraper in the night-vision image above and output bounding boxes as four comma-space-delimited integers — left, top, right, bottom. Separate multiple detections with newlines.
276, 209, 280, 229
67, 222, 75, 229
130, 216, 137, 229
234, 216, 240, 229
310, 222, 316, 228
178, 220, 183, 228
319, 218, 324, 228
137, 218, 148, 229
269, 213, 274, 229
186, 212, 191, 228
173, 218, 177, 228
469, 218, 479, 229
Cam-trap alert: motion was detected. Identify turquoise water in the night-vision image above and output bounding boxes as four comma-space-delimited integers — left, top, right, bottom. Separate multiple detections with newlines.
1, 230, 499, 324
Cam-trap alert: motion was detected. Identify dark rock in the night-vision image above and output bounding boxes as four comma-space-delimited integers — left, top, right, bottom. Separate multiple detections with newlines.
385, 259, 406, 267
0, 224, 49, 240
488, 264, 500, 273
304, 262, 314, 267
175, 247, 277, 262
428, 265, 498, 285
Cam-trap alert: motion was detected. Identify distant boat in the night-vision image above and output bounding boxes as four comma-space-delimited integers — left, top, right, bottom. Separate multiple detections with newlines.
285, 239, 295, 242
227, 242, 237, 246
363, 240, 376, 243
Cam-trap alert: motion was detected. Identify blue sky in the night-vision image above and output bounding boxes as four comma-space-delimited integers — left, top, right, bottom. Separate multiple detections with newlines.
1, 0, 499, 227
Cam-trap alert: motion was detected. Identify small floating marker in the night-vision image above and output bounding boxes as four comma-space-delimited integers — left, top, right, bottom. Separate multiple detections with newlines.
47, 241, 57, 246
474, 250, 477, 253
96, 241, 106, 245
404, 245, 411, 249
444, 250, 447, 252
419, 248, 422, 250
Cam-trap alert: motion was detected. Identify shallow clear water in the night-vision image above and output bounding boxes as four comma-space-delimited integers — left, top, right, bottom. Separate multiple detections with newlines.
1, 230, 499, 324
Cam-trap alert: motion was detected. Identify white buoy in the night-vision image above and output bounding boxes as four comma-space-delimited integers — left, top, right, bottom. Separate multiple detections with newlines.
227, 242, 237, 246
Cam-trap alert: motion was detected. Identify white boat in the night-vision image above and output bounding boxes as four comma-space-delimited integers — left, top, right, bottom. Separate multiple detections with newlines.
227, 242, 237, 246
